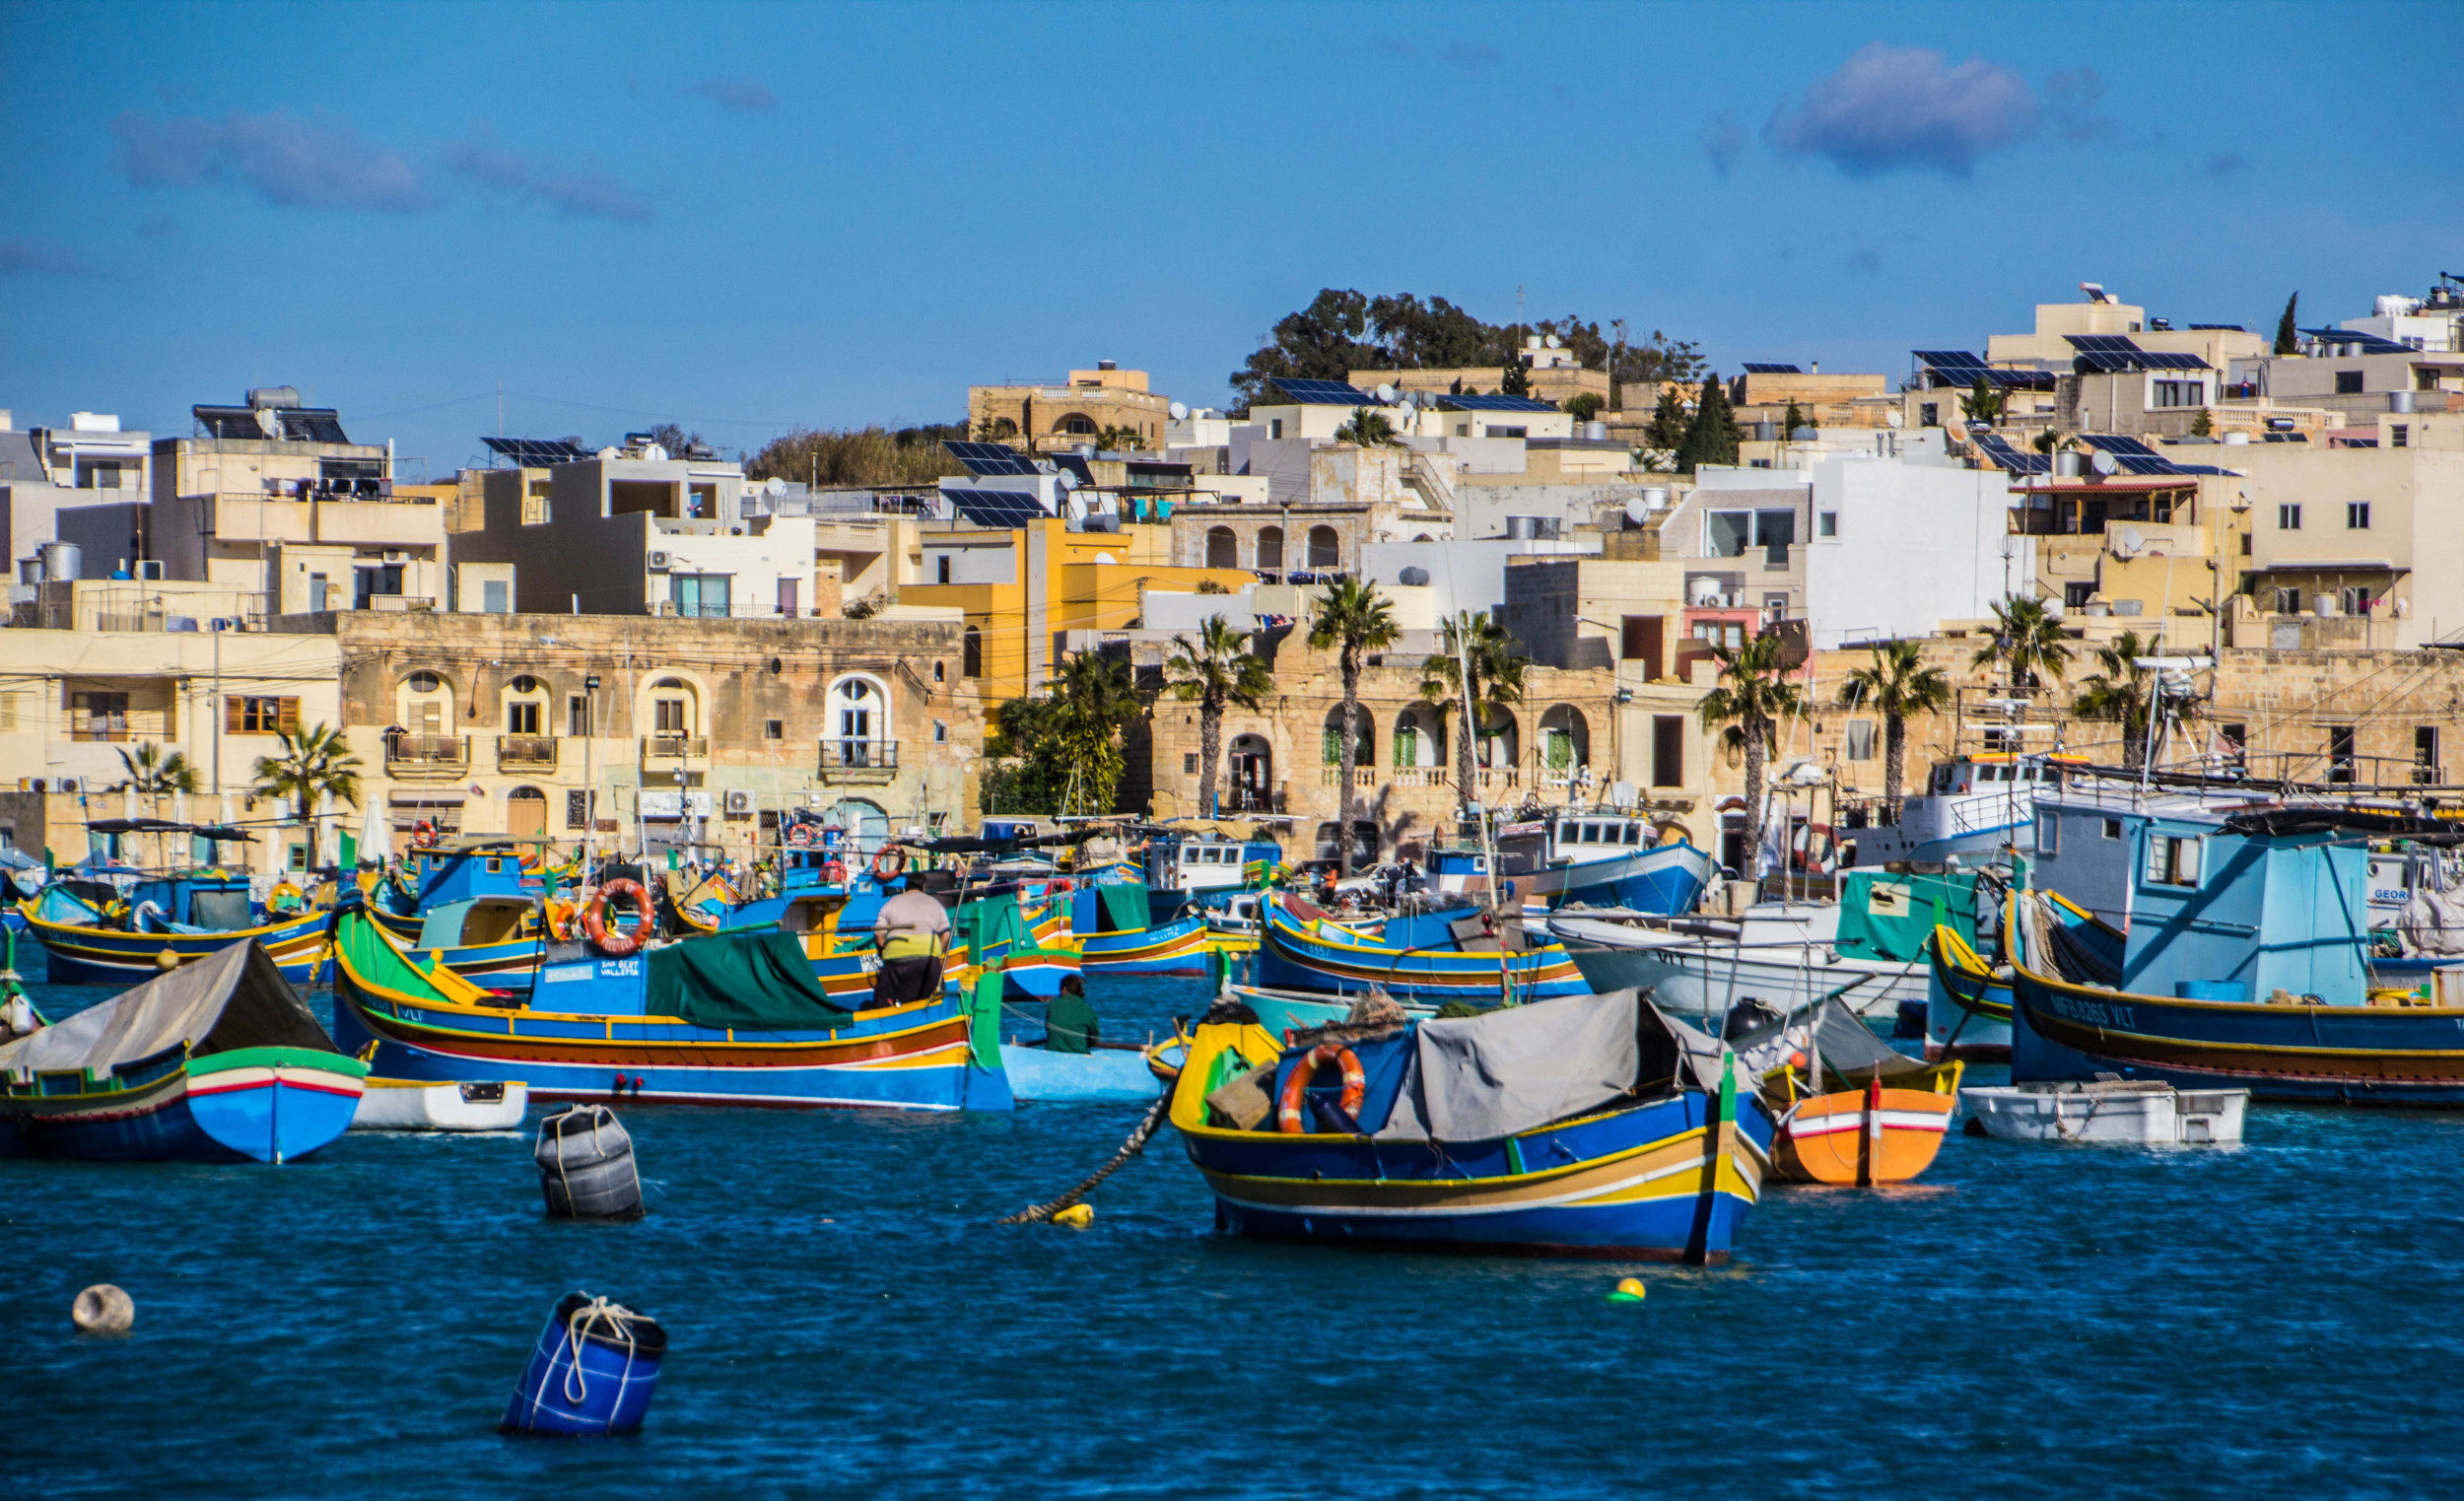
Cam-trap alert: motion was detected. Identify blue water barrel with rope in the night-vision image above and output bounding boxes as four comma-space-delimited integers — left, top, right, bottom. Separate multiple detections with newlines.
500, 1292, 667, 1435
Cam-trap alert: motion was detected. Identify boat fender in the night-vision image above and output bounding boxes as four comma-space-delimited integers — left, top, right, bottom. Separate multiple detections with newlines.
1052, 1203, 1094, 1228
73, 1283, 134, 1334
871, 847, 909, 883
1275, 1044, 1366, 1133
535, 1104, 645, 1219
155, 946, 181, 971
583, 879, 650, 958
500, 1292, 666, 1436
1608, 1277, 1647, 1304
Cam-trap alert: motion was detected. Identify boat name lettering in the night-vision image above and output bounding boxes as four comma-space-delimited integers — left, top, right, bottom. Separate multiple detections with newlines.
2044, 991, 2136, 1030
597, 959, 642, 979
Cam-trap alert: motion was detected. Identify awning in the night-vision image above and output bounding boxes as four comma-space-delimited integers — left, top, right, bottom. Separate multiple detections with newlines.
2240, 560, 2408, 574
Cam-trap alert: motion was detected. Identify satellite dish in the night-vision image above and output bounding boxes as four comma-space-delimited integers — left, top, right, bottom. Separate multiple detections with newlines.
1398, 565, 1430, 586
1608, 780, 1638, 809
1168, 400, 1189, 421
1057, 470, 1081, 491
1544, 334, 1562, 349
1374, 383, 1398, 404
2116, 525, 2146, 557
2090, 450, 2119, 476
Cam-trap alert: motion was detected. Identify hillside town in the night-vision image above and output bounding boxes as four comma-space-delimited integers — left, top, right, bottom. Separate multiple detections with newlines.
8, 276, 2460, 884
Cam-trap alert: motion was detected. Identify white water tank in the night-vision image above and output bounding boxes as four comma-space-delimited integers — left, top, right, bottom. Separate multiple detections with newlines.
38, 541, 80, 581
1688, 577, 1722, 605
2392, 390, 2417, 413
2313, 594, 2340, 618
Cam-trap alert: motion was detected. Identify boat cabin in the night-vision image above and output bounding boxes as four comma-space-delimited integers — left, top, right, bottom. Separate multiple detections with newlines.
412, 896, 536, 951
403, 841, 547, 909
127, 872, 256, 932
1147, 838, 1280, 895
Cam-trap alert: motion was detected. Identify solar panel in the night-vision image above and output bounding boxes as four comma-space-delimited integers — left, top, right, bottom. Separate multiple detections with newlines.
1050, 453, 1096, 486
2082, 435, 2159, 456
2140, 351, 2213, 371
1915, 349, 1987, 370
2304, 327, 2411, 355
1970, 434, 2050, 475
1263, 377, 1376, 405
1741, 363, 1804, 375
2187, 323, 2246, 331
942, 441, 1041, 477
483, 436, 590, 466
944, 484, 1046, 527
1436, 393, 1557, 412
1987, 369, 2059, 390
2066, 334, 2142, 353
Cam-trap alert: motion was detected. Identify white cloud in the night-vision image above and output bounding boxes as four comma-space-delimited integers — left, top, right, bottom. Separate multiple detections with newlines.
441, 131, 653, 225
112, 109, 434, 211
1766, 43, 2037, 177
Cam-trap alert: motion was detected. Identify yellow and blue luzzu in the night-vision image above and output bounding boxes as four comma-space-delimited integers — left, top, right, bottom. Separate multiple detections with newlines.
1255, 895, 1588, 1000
1168, 989, 1771, 1262
22, 875, 330, 986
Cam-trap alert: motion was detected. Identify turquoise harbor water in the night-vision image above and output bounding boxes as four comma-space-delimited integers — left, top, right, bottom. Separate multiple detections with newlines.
10, 954, 2464, 1499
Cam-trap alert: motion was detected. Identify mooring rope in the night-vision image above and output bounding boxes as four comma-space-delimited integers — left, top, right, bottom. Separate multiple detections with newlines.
997, 1091, 1175, 1225
558, 1294, 642, 1409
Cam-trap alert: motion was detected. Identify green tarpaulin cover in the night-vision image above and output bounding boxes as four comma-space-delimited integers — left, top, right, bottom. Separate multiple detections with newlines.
1834, 868, 1980, 964
1095, 879, 1149, 934
645, 929, 856, 1029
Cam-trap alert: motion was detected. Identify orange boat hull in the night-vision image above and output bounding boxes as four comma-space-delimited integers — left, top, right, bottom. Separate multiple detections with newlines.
1774, 1079, 1956, 1186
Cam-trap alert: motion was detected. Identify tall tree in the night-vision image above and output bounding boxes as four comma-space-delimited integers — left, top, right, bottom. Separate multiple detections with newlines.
1308, 579, 1401, 874
117, 741, 200, 868
2075, 629, 2158, 768
1695, 635, 1805, 865
1419, 612, 1527, 814
1499, 357, 1532, 397
1165, 616, 1274, 819
250, 723, 363, 871
2273, 291, 2300, 355
1676, 374, 1740, 474
1838, 641, 1952, 820
1971, 596, 2074, 692
980, 653, 1145, 815
1781, 399, 1808, 436
1641, 385, 1690, 452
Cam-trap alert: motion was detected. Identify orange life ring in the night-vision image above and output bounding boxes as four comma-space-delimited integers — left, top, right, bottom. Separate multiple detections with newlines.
787, 824, 815, 849
1276, 1044, 1367, 1134
543, 898, 577, 941
1049, 877, 1074, 894
583, 878, 650, 957
871, 847, 908, 882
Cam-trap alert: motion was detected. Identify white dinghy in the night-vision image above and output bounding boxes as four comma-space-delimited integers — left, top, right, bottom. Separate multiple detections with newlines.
351, 1077, 528, 1131
1961, 1077, 2246, 1145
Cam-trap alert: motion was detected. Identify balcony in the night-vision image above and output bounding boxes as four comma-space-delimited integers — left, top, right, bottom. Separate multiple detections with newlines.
642, 735, 711, 765
1316, 765, 1378, 788
497, 735, 559, 770
819, 739, 898, 783
365, 593, 436, 613
386, 732, 469, 779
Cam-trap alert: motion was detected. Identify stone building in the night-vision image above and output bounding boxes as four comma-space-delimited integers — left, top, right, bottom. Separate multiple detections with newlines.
967, 364, 1172, 453
311, 611, 984, 856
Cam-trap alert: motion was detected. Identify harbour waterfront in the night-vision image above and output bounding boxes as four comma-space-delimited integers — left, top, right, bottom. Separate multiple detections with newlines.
12, 959, 2464, 1497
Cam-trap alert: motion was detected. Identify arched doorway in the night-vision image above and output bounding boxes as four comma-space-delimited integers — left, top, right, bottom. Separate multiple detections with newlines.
822, 797, 890, 854
1256, 526, 1284, 572
1477, 709, 1520, 770
1227, 733, 1274, 813
506, 785, 548, 840
1539, 705, 1590, 781
962, 626, 983, 678
1057, 413, 1097, 438
1392, 705, 1443, 768
1306, 524, 1339, 569
1205, 525, 1239, 569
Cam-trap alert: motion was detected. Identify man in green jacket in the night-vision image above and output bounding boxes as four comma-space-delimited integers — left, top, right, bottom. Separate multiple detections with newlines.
1043, 975, 1099, 1055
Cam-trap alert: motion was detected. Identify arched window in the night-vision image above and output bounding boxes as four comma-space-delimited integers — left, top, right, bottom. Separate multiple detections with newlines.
1205, 525, 1239, 570
1539, 705, 1591, 779
1058, 413, 1098, 436
1306, 525, 1340, 569
646, 676, 698, 746
397, 670, 453, 742
1322, 706, 1375, 767
1393, 705, 1443, 768
826, 674, 889, 768
1256, 526, 1284, 571
1226, 733, 1274, 814
501, 673, 549, 736
1478, 709, 1521, 769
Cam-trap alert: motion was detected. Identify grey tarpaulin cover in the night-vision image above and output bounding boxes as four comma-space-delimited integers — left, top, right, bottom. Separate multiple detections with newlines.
1730, 994, 1928, 1087
0, 941, 335, 1078
1373, 989, 1730, 1143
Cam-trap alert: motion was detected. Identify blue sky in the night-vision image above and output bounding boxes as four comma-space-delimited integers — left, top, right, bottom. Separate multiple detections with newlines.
4, 0, 2457, 476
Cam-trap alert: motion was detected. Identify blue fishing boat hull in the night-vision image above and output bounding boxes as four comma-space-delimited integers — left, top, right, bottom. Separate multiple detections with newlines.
1256, 901, 1589, 1001
1078, 914, 1211, 976
0, 1048, 367, 1163
25, 908, 330, 986
999, 1044, 1162, 1104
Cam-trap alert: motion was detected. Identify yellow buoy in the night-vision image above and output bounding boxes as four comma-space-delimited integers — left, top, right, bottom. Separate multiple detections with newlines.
1608, 1276, 1647, 1303
155, 948, 182, 971
1051, 1203, 1094, 1229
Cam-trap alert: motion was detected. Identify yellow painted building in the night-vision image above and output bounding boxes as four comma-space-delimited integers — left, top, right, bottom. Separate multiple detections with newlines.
903, 517, 1254, 702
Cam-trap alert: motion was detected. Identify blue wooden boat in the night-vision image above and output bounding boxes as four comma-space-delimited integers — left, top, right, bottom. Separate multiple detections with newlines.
998, 1043, 1163, 1104
327, 903, 1013, 1112
1431, 812, 1712, 917
1168, 989, 1771, 1262
1256, 896, 1590, 1001
1923, 889, 2114, 1061
22, 876, 329, 985
0, 940, 367, 1161
1071, 877, 1210, 976
367, 840, 556, 991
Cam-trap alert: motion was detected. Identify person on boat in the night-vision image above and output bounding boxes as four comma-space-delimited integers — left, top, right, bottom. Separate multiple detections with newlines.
1043, 975, 1099, 1055
871, 885, 951, 1006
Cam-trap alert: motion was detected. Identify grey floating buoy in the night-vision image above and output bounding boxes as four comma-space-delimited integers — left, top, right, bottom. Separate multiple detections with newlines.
535, 1104, 644, 1219
73, 1283, 134, 1334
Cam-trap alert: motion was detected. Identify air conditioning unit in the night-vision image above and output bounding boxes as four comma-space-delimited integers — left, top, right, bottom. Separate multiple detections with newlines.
647, 551, 672, 572
381, 551, 410, 564
138, 560, 166, 580
723, 789, 755, 815
57, 779, 78, 793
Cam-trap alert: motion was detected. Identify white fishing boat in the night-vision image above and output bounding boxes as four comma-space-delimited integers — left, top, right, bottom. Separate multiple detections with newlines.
1548, 900, 1925, 1021
1960, 1079, 2246, 1145
1429, 808, 1712, 918
1847, 752, 2078, 867
350, 1077, 529, 1131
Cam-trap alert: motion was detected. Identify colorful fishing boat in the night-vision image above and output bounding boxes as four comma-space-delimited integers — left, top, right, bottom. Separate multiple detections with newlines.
327, 903, 1013, 1112
1168, 988, 1772, 1261
1257, 896, 1589, 1001
998, 1043, 1164, 1104
0, 940, 367, 1162
1431, 811, 1713, 917
1070, 877, 1209, 976
1726, 994, 1960, 1185
366, 839, 557, 992
21, 877, 329, 986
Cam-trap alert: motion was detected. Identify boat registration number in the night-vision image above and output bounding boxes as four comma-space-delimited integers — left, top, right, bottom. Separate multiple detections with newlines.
2039, 991, 2139, 1031
541, 964, 594, 985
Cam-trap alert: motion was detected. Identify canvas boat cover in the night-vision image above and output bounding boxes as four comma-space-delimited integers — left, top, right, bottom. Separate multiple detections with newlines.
1093, 879, 1150, 934
1835, 868, 1981, 965
1728, 994, 1928, 1088
644, 929, 857, 1029
1373, 989, 1731, 1143
0, 940, 335, 1078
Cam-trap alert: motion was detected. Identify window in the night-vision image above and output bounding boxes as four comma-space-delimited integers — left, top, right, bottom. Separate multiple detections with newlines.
1256, 526, 1283, 571
1267, 419, 1284, 440
936, 555, 952, 584
2272, 586, 2301, 614
2335, 370, 2364, 395
1920, 402, 1939, 428
2341, 586, 2372, 617
2240, 532, 2252, 556
2065, 580, 2095, 609
962, 627, 983, 678
1455, 423, 1470, 437
1306, 525, 1340, 569
2417, 726, 2439, 783
482, 580, 509, 613
569, 695, 592, 736
1489, 426, 1528, 440
2348, 502, 2371, 529
225, 695, 299, 735
1844, 718, 1876, 761
672, 574, 730, 618
2392, 424, 2409, 448
1704, 509, 1795, 564
765, 718, 784, 740
655, 698, 688, 734
1620, 615, 1664, 679
2101, 817, 2123, 840
1651, 716, 1684, 787
2153, 378, 2204, 408
2036, 811, 2059, 855
1184, 753, 1199, 775
1816, 512, 1838, 538
2328, 724, 2357, 785
2145, 834, 2204, 888
933, 720, 948, 744
932, 660, 946, 683
2219, 724, 2246, 767
75, 691, 131, 741
308, 573, 330, 612
566, 790, 595, 831
2278, 503, 2301, 530
777, 578, 799, 617
507, 700, 541, 734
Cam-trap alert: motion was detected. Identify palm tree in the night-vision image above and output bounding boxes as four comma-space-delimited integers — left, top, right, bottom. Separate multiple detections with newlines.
1696, 634, 1805, 863
2075, 629, 2158, 768
1307, 579, 1400, 874
1165, 615, 1273, 819
1958, 375, 2005, 426
250, 722, 363, 869
1971, 595, 2073, 693
1838, 641, 1951, 820
1050, 651, 1143, 816
1335, 407, 1403, 446
1419, 612, 1528, 813
116, 741, 200, 868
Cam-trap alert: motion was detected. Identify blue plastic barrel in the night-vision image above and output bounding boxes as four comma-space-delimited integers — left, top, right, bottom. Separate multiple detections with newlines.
500, 1292, 667, 1436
